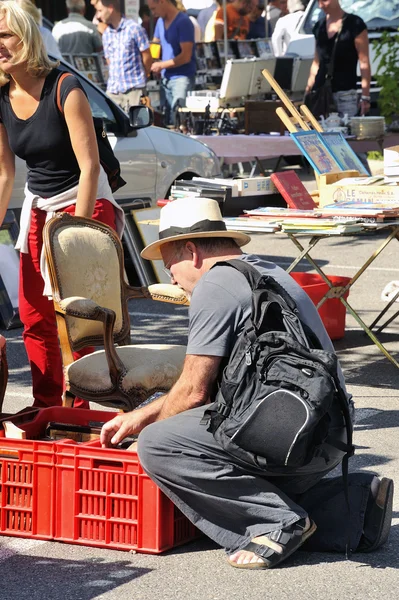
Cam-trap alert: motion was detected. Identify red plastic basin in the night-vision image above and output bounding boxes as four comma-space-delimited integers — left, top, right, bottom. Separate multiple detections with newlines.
290, 272, 351, 340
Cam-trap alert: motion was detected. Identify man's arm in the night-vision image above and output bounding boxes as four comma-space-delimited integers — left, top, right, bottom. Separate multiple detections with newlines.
151, 41, 194, 73
100, 354, 222, 447
141, 48, 153, 78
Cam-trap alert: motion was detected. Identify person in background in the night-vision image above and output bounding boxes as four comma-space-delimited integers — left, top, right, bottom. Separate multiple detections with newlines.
176, 0, 202, 42
203, 0, 222, 42
139, 4, 157, 38
0, 1, 124, 409
305, 0, 371, 118
247, 3, 267, 39
272, 0, 305, 56
95, 0, 152, 112
52, 0, 103, 56
279, 0, 289, 17
214, 0, 256, 40
16, 0, 62, 58
197, 1, 218, 37
266, 0, 282, 33
148, 0, 196, 126
90, 0, 108, 35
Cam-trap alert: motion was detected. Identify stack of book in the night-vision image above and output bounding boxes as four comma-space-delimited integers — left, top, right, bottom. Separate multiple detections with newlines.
315, 202, 399, 223
169, 177, 284, 217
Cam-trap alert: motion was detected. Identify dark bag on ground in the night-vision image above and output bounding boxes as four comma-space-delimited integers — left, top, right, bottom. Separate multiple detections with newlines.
205, 260, 353, 469
56, 72, 126, 193
304, 79, 337, 120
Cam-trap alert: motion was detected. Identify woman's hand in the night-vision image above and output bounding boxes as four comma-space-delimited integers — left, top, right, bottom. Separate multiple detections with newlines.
360, 97, 371, 116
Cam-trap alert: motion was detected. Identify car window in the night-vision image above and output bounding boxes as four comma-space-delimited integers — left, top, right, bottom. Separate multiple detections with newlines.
78, 78, 119, 133
303, 0, 399, 34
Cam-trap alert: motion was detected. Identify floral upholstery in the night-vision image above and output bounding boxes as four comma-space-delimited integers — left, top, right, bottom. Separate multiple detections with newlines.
52, 225, 124, 344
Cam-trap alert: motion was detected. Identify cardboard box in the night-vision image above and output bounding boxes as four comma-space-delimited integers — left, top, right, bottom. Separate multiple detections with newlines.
318, 170, 399, 207
235, 177, 277, 196
319, 183, 399, 207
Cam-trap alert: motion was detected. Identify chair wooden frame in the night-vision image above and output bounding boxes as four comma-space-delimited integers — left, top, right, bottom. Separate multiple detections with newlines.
43, 213, 186, 410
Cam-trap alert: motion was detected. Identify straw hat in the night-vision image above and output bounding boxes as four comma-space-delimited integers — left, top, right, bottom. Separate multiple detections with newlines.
141, 197, 251, 260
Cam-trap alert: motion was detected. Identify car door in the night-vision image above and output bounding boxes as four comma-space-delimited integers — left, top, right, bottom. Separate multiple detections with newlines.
76, 77, 158, 203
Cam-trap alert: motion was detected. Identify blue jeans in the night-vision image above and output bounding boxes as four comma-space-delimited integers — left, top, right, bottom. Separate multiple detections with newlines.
333, 89, 358, 118
161, 75, 195, 126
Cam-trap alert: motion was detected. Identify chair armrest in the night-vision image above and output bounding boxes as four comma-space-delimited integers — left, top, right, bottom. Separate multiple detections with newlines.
148, 284, 190, 306
56, 296, 126, 386
57, 296, 108, 321
125, 285, 151, 301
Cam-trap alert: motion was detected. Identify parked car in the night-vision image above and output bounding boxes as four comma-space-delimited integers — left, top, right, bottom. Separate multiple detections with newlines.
8, 56, 221, 213
285, 0, 399, 100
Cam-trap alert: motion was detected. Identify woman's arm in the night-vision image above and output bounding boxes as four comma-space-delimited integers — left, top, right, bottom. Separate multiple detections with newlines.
354, 29, 371, 116
63, 88, 100, 219
305, 50, 320, 95
0, 123, 15, 227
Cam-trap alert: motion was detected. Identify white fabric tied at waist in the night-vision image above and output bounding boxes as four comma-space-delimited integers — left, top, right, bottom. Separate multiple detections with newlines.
15, 165, 125, 298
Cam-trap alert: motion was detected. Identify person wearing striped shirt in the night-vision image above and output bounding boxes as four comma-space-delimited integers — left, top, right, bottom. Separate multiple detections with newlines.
95, 0, 152, 113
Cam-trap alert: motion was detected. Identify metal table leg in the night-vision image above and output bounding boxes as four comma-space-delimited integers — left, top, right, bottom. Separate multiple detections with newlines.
284, 228, 399, 368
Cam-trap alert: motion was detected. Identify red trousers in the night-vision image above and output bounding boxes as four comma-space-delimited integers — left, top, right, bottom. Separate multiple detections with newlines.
19, 200, 117, 408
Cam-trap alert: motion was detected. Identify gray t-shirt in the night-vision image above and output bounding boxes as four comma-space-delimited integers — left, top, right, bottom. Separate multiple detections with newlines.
187, 253, 350, 405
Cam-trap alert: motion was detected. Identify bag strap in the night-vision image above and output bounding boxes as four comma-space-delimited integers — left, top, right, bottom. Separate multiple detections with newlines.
56, 71, 73, 115
213, 259, 298, 313
326, 14, 346, 80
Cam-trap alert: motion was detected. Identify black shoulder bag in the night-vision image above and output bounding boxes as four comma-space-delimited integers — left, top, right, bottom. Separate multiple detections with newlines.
56, 72, 126, 193
304, 16, 345, 120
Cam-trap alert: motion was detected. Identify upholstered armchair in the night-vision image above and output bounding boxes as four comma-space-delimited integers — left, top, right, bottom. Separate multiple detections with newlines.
43, 213, 189, 411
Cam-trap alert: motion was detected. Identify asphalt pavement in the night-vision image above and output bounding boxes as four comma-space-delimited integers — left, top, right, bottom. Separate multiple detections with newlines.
1, 160, 398, 600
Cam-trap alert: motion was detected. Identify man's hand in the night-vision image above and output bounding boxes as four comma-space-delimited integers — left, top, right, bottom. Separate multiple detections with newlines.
151, 61, 165, 74
100, 412, 141, 448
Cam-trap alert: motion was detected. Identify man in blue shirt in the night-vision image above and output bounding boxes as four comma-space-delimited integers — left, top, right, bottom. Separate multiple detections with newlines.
148, 0, 196, 126
95, 0, 152, 112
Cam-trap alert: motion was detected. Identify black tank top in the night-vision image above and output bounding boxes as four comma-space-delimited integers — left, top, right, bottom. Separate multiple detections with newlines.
0, 68, 85, 197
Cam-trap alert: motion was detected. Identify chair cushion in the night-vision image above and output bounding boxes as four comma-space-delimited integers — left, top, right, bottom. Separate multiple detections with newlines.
66, 344, 186, 396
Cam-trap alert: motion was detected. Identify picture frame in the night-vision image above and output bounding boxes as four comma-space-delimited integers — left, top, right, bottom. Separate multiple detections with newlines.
132, 207, 170, 284
318, 131, 370, 176
290, 130, 341, 175
0, 210, 23, 330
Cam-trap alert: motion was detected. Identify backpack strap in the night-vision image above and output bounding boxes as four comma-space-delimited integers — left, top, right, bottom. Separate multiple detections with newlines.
213, 259, 298, 312
56, 71, 73, 115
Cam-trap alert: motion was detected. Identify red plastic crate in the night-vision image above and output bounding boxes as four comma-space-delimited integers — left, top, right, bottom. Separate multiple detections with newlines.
0, 407, 200, 553
0, 438, 55, 539
54, 440, 200, 553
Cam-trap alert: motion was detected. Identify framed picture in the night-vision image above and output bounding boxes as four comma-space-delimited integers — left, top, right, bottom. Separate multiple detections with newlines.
318, 131, 370, 176
132, 208, 170, 284
290, 130, 341, 175
0, 210, 22, 330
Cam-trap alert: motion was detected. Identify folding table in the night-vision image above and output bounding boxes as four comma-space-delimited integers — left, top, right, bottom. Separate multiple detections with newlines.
280, 223, 399, 368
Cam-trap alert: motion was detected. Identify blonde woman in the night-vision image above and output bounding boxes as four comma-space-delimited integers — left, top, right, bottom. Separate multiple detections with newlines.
15, 0, 62, 58
0, 1, 123, 409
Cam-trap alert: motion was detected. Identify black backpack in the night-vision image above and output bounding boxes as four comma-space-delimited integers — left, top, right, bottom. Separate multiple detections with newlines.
205, 260, 354, 471
56, 72, 126, 193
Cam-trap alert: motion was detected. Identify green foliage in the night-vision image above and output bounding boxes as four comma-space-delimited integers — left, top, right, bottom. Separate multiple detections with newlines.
367, 151, 383, 161
373, 31, 399, 124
